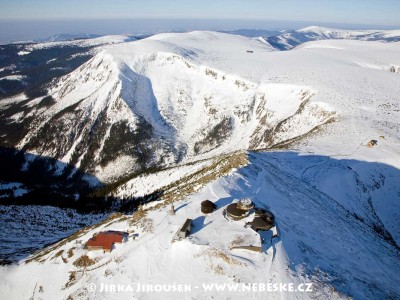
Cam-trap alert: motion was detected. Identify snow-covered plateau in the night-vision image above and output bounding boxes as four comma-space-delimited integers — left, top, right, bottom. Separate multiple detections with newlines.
0, 27, 399, 299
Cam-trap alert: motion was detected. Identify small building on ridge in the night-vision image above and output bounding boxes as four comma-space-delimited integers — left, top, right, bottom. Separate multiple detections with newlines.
85, 231, 128, 252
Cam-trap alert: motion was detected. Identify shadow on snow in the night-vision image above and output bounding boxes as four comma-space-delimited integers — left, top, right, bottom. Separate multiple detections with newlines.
227, 151, 400, 299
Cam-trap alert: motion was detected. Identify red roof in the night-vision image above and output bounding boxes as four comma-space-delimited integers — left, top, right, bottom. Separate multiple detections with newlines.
85, 231, 125, 251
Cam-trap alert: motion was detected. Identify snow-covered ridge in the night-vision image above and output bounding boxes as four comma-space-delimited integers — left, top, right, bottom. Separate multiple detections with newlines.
25, 35, 137, 51
298, 25, 400, 37
9, 32, 335, 183
267, 26, 400, 50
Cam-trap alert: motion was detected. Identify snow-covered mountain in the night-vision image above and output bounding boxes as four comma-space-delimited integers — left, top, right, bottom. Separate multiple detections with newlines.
266, 26, 400, 50
0, 29, 400, 299
1, 31, 335, 184
2, 29, 399, 187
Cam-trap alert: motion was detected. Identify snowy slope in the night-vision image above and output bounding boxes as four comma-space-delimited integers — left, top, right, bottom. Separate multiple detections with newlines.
0, 205, 107, 263
0, 151, 398, 299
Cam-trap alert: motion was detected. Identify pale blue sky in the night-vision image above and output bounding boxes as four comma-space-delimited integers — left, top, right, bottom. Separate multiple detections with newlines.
0, 0, 399, 26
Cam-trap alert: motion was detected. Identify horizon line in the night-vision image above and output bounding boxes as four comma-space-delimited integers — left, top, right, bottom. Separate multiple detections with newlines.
0, 17, 399, 29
